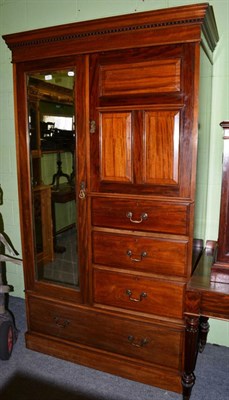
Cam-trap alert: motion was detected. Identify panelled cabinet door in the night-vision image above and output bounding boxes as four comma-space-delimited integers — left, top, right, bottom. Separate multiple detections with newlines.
99, 111, 132, 184
90, 44, 197, 198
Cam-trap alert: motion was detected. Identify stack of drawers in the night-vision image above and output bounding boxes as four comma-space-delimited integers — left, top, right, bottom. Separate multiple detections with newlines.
91, 195, 192, 390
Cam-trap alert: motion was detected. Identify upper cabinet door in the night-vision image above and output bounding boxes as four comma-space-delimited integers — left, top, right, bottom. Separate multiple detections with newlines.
90, 44, 198, 198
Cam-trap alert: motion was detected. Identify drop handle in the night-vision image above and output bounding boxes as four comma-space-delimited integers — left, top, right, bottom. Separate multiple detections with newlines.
126, 211, 148, 224
128, 335, 149, 348
126, 289, 147, 302
126, 250, 147, 262
90, 119, 96, 134
53, 316, 70, 328
79, 181, 86, 199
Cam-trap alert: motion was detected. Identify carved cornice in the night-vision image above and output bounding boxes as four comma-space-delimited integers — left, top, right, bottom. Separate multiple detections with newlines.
6, 18, 205, 50
202, 5, 219, 51
3, 3, 219, 63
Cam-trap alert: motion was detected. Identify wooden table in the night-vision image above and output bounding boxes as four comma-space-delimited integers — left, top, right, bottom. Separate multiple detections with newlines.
183, 246, 229, 399
51, 184, 76, 252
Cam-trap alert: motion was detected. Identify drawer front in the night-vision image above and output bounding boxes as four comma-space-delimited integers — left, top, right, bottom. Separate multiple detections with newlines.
28, 296, 183, 370
93, 269, 184, 319
92, 197, 189, 235
93, 231, 188, 277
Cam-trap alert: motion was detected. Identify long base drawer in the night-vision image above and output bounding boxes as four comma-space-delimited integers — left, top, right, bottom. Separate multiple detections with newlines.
28, 295, 184, 370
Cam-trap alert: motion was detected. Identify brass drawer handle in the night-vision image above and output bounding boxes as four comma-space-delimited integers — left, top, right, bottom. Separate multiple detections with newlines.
127, 250, 147, 262
128, 335, 149, 348
53, 316, 70, 328
126, 211, 148, 224
126, 289, 147, 302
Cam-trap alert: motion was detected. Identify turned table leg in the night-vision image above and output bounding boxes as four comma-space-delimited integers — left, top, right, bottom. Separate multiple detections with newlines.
182, 315, 200, 400
198, 316, 210, 353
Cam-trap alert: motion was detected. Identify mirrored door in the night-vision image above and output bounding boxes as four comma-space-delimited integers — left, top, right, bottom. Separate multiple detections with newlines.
27, 69, 79, 288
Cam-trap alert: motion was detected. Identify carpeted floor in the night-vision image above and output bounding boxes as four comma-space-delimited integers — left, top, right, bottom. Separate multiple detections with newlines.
0, 296, 228, 400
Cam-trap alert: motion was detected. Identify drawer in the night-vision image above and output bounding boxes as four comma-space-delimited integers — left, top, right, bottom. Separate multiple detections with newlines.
92, 231, 188, 277
92, 197, 190, 235
93, 269, 184, 319
28, 296, 183, 370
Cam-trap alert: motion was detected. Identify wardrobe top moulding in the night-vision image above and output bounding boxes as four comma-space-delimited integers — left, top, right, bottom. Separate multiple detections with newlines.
3, 3, 218, 63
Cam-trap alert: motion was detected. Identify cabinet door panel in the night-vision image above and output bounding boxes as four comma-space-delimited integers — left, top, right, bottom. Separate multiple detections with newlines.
100, 112, 132, 183
143, 110, 179, 185
100, 59, 181, 96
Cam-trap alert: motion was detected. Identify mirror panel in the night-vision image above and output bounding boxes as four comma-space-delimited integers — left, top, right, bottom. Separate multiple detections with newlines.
27, 69, 79, 288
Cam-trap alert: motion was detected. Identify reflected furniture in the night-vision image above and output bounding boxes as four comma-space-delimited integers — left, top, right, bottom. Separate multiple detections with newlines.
33, 185, 54, 266
3, 4, 219, 399
29, 74, 75, 246
51, 183, 76, 252
28, 77, 74, 187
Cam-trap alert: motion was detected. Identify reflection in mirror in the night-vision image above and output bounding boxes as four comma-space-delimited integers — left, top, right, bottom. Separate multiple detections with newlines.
27, 69, 78, 288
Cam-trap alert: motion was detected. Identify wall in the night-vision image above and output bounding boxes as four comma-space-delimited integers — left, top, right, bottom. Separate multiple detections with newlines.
0, 0, 228, 346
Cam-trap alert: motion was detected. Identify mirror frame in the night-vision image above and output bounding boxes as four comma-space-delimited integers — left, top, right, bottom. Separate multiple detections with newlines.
13, 56, 89, 303
211, 121, 229, 283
